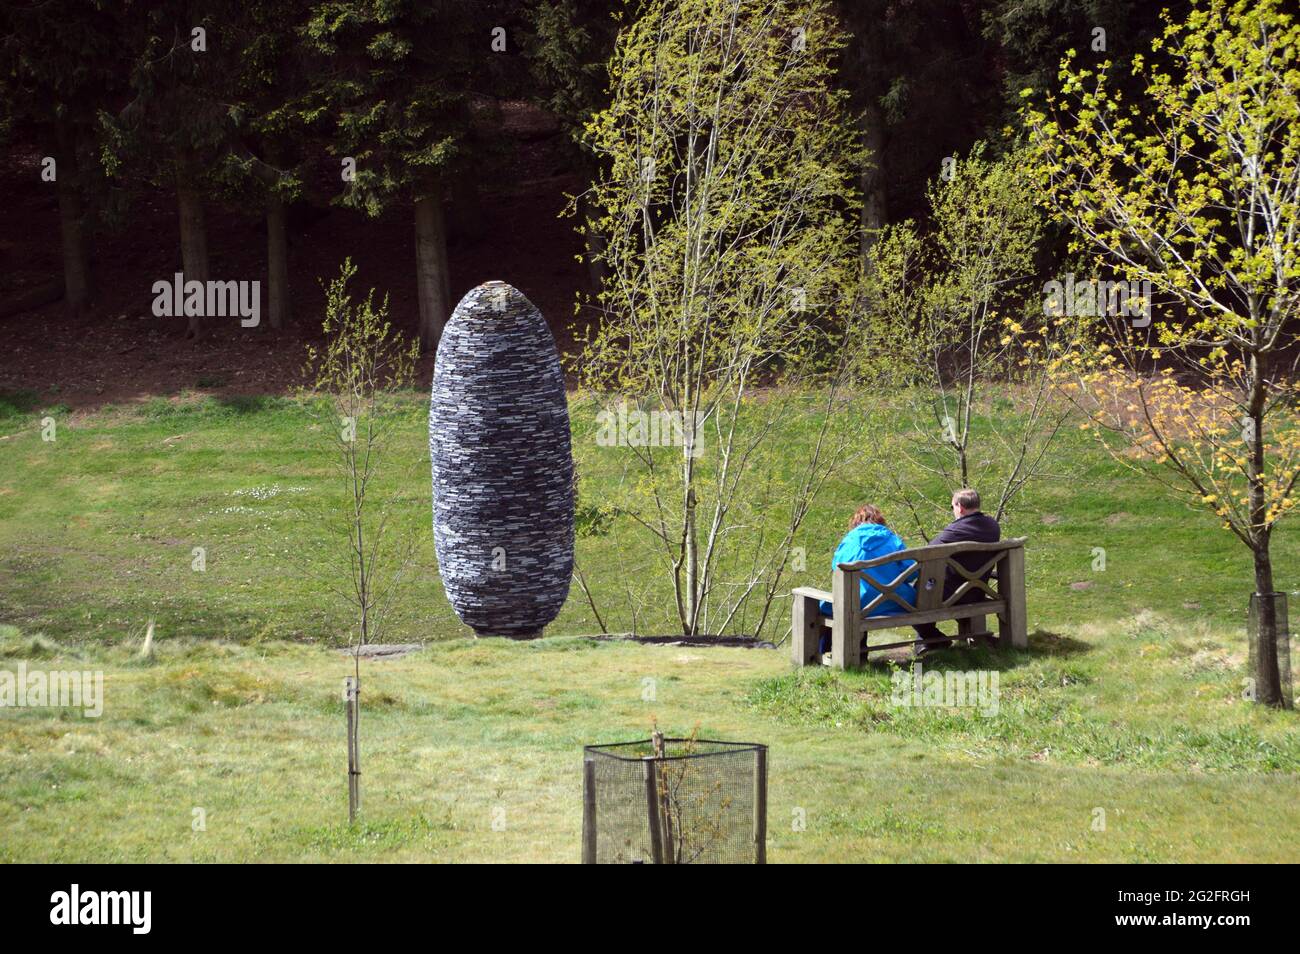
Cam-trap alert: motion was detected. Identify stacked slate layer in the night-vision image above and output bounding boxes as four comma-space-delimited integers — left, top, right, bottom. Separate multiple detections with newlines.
429, 281, 575, 637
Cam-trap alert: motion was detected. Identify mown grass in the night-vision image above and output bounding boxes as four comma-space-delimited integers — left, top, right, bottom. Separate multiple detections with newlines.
0, 621, 1295, 862
0, 390, 1297, 862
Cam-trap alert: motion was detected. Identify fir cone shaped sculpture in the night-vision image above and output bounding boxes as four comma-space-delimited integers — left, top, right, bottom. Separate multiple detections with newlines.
429, 281, 575, 637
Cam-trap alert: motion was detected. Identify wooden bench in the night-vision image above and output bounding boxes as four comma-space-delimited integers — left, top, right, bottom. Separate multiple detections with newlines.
791, 537, 1028, 669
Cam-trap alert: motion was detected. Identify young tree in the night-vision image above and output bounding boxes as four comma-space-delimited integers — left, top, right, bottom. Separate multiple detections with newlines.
1024, 0, 1300, 707
580, 0, 865, 639
303, 259, 420, 819
866, 143, 1069, 536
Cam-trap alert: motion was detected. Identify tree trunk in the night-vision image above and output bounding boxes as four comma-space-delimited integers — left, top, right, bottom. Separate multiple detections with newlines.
1250, 542, 1284, 707
1246, 351, 1285, 707
415, 186, 451, 353
581, 193, 609, 292
176, 173, 210, 339
683, 456, 700, 637
266, 195, 290, 330
55, 121, 92, 317
858, 102, 887, 264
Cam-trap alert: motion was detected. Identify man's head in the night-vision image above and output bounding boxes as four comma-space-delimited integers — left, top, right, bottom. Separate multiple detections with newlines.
951, 488, 981, 518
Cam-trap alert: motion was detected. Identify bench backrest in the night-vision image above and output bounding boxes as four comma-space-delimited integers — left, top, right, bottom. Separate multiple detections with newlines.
836, 537, 1028, 616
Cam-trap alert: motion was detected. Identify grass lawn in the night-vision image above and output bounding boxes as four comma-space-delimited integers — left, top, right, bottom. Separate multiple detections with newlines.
0, 390, 1297, 862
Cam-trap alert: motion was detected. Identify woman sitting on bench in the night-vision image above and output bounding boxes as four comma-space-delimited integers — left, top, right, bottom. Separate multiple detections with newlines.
816, 504, 917, 654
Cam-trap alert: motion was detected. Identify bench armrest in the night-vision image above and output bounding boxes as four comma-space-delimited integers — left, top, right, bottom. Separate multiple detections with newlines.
792, 586, 832, 603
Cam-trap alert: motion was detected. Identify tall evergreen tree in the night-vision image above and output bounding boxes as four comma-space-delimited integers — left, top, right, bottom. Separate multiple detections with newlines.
0, 0, 126, 316
983, 0, 1188, 126
833, 0, 998, 257
525, 0, 621, 291
303, 0, 519, 351
218, 0, 322, 331
103, 2, 241, 339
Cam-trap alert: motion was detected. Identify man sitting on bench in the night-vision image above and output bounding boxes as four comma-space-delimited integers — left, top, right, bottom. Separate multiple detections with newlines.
913, 488, 1001, 654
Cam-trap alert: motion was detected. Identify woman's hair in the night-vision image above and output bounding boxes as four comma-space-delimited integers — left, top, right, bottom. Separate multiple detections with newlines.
848, 503, 887, 530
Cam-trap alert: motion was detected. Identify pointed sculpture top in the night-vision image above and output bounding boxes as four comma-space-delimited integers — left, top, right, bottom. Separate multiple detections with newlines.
453, 281, 538, 321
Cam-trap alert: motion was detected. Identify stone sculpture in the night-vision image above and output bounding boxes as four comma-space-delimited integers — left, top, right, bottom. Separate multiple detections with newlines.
429, 281, 575, 637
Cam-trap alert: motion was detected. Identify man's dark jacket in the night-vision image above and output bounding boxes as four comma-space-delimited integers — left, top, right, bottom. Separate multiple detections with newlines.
929, 511, 1001, 603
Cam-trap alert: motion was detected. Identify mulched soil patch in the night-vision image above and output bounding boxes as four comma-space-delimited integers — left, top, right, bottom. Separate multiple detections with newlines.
591, 634, 777, 649
336, 643, 424, 660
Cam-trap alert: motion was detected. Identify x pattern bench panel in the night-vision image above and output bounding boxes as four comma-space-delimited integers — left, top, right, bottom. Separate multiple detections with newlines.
795, 538, 1028, 668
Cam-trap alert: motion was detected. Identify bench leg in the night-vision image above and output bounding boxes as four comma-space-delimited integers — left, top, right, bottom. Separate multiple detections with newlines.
831, 616, 861, 670
958, 614, 992, 646
996, 548, 1029, 649
791, 593, 823, 667
829, 569, 863, 670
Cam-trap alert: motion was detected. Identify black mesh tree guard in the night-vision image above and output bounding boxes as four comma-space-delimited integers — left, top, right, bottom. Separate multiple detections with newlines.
582, 739, 768, 864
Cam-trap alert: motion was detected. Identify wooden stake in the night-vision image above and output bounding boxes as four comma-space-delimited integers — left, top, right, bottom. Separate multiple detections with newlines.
753, 746, 768, 864
650, 730, 675, 863
643, 758, 664, 864
582, 758, 597, 864
345, 676, 360, 825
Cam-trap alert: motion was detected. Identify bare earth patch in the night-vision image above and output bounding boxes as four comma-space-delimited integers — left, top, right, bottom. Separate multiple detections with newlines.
336, 643, 424, 661
590, 634, 776, 649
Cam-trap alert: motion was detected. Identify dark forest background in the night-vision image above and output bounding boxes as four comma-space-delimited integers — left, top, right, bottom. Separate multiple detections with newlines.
0, 0, 1189, 408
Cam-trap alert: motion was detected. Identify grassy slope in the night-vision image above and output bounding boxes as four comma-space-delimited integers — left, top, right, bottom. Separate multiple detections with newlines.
0, 392, 1297, 862
1, 390, 1293, 645
1, 629, 1295, 863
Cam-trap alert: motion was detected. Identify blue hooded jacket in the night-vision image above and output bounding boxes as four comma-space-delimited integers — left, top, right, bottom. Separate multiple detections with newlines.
817, 522, 917, 618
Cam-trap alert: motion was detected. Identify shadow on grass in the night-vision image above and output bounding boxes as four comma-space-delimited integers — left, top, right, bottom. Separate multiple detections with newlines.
861, 627, 1091, 673
214, 394, 287, 414
1025, 628, 1091, 657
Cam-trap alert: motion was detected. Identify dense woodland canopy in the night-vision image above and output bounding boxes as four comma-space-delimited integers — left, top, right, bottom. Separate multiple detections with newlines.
0, 0, 1189, 380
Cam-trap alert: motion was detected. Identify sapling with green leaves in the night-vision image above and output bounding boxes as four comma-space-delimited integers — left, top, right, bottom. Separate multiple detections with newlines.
303, 258, 420, 820
649, 724, 733, 864
578, 0, 866, 639
864, 143, 1069, 537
